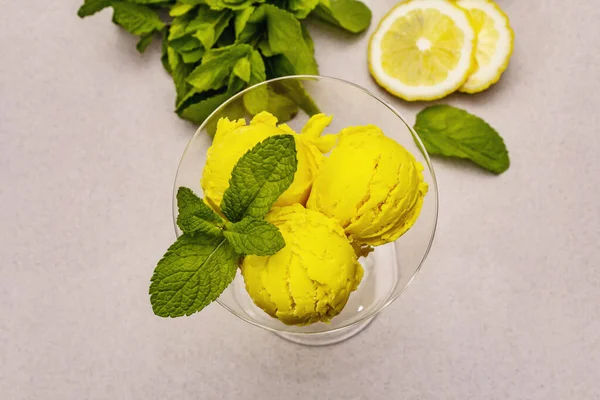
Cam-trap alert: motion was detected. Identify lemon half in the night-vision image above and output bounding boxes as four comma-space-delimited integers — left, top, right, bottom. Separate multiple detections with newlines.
369, 0, 475, 101
457, 0, 514, 93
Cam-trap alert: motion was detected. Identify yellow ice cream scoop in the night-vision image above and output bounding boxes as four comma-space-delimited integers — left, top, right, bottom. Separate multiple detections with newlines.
307, 125, 428, 246
241, 204, 363, 326
201, 112, 335, 210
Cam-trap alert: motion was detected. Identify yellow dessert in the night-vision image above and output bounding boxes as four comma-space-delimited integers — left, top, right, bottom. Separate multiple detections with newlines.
201, 111, 335, 211
307, 125, 428, 246
241, 205, 363, 326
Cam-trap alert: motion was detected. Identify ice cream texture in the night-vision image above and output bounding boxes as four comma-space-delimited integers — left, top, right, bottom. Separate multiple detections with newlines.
241, 205, 363, 326
201, 112, 335, 211
307, 125, 428, 246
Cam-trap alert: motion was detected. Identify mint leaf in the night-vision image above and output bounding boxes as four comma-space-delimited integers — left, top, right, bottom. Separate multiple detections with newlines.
263, 55, 320, 116
170, 3, 195, 16
167, 47, 194, 103
232, 57, 251, 82
149, 235, 239, 317
161, 30, 171, 74
265, 87, 299, 122
180, 47, 205, 63
205, 0, 265, 10
264, 55, 320, 116
78, 0, 113, 17
112, 3, 166, 36
312, 0, 371, 34
242, 54, 300, 122
169, 35, 202, 53
189, 8, 233, 49
176, 187, 224, 236
288, 0, 320, 19
223, 218, 285, 256
262, 5, 318, 74
136, 32, 155, 53
186, 44, 252, 92
243, 50, 269, 114
168, 14, 194, 41
221, 135, 297, 222
414, 105, 510, 174
234, 6, 255, 38
179, 91, 230, 124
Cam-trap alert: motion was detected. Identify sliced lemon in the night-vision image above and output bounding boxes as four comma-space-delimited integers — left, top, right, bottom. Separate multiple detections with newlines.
369, 0, 475, 101
456, 0, 514, 93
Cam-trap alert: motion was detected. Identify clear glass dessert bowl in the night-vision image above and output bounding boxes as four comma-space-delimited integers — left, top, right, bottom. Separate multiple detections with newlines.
173, 76, 438, 346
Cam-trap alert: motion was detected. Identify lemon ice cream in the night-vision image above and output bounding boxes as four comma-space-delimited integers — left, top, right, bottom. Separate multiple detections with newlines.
241, 204, 363, 326
307, 125, 428, 246
201, 112, 334, 210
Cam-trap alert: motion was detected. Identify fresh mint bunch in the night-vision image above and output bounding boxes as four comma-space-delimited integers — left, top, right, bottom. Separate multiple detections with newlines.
77, 0, 372, 126
149, 135, 297, 318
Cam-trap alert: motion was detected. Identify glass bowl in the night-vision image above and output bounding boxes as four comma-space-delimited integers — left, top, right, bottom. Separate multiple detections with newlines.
173, 76, 438, 346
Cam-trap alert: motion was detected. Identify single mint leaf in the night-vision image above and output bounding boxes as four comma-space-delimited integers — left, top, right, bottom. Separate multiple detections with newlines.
414, 105, 510, 174
78, 0, 114, 17
204, 0, 265, 10
149, 235, 239, 317
243, 51, 269, 114
234, 6, 255, 38
312, 0, 371, 34
223, 218, 285, 256
136, 32, 154, 53
170, 3, 195, 17
180, 47, 205, 64
112, 3, 165, 36
176, 187, 223, 236
169, 35, 202, 52
264, 87, 299, 122
232, 57, 251, 82
177, 187, 222, 223
176, 86, 224, 113
221, 135, 297, 222
186, 44, 252, 92
179, 91, 231, 124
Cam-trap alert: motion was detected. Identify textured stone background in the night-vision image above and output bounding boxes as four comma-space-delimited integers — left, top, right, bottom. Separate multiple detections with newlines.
1, 0, 599, 398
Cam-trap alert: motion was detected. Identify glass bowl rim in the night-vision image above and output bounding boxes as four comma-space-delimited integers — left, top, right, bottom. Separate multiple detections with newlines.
172, 75, 439, 335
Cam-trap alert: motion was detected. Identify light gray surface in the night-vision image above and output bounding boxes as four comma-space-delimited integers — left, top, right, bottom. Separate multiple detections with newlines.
1, 0, 599, 398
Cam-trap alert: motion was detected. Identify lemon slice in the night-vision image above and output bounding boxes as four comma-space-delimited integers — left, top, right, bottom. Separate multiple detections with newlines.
369, 0, 475, 101
456, 0, 514, 93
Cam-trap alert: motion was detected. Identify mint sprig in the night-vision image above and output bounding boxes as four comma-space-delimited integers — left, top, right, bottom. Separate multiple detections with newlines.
149, 134, 297, 317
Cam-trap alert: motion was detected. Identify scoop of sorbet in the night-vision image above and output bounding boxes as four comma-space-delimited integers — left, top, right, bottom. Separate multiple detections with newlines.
241, 205, 363, 326
201, 112, 335, 210
307, 125, 428, 246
